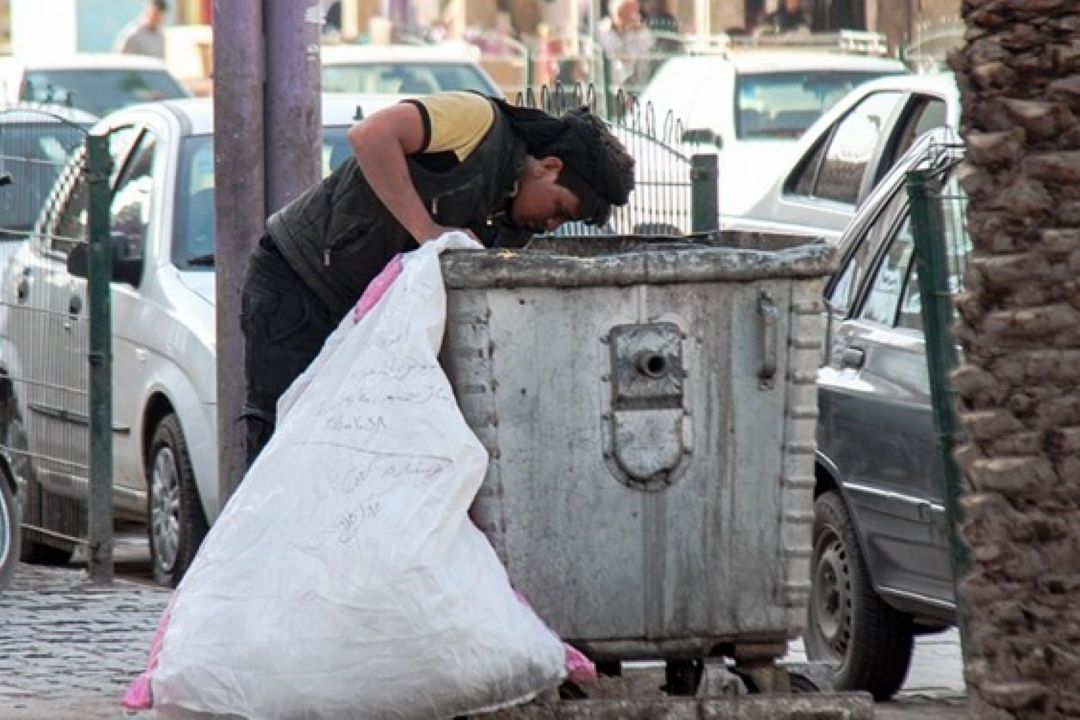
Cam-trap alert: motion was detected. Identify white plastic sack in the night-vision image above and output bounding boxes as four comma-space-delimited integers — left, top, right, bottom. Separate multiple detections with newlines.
147, 233, 567, 719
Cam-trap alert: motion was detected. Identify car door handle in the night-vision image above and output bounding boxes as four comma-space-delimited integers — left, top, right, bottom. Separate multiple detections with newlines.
68, 295, 83, 316
15, 278, 28, 303
840, 346, 865, 369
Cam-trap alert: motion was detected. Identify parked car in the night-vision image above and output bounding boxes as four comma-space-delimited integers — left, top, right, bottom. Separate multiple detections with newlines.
808, 128, 966, 699
636, 46, 906, 222
320, 42, 503, 97
0, 54, 189, 117
0, 104, 96, 240
0, 104, 96, 593
0, 94, 397, 587
726, 72, 959, 242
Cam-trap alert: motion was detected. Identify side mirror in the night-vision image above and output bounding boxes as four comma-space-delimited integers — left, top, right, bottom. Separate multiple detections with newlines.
681, 128, 723, 150
65, 231, 144, 287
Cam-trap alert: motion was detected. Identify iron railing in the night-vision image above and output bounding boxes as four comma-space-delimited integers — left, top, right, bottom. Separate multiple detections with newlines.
906, 143, 972, 666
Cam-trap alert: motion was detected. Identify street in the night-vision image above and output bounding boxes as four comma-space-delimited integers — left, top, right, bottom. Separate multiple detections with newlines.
0, 541, 967, 720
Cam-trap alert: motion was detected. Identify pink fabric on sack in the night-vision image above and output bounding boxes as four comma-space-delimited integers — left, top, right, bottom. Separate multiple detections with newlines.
354, 254, 404, 323
121, 604, 173, 710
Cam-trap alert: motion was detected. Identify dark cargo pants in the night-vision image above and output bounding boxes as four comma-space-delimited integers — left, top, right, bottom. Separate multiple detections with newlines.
240, 236, 337, 468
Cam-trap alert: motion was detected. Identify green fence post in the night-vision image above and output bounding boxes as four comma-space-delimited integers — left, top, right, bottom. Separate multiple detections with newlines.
906, 167, 971, 666
691, 154, 718, 233
86, 131, 114, 585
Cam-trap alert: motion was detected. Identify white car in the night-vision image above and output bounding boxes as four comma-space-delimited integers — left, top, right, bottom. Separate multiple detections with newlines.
636, 49, 906, 222
725, 72, 960, 243
320, 42, 502, 97
0, 94, 397, 586
0, 53, 189, 117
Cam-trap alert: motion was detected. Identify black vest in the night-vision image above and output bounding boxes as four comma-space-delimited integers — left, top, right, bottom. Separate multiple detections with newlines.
266, 103, 530, 319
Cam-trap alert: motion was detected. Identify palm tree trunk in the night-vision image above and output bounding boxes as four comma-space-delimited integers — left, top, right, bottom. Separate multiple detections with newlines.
950, 1, 1080, 716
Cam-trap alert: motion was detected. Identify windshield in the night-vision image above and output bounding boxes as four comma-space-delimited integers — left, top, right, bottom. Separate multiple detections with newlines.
735, 70, 898, 140
173, 128, 353, 269
321, 62, 497, 95
21, 69, 188, 117
0, 120, 89, 238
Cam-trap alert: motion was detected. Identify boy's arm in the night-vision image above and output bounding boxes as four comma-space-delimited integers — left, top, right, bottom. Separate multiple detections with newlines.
346, 103, 447, 244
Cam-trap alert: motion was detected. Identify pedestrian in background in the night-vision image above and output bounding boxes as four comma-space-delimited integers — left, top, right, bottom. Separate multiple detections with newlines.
758, 0, 812, 35
240, 92, 636, 465
596, 0, 654, 98
639, 0, 682, 82
113, 0, 168, 59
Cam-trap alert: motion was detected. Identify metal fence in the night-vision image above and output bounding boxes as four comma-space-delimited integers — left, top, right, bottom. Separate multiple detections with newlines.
518, 82, 714, 237
0, 108, 94, 569
905, 140, 971, 667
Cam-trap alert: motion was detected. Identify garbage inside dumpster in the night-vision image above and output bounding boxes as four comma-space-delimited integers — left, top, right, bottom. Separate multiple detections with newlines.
123, 233, 574, 720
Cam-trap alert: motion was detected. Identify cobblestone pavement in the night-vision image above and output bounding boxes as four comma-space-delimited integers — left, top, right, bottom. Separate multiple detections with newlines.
0, 564, 168, 719
0, 560, 968, 719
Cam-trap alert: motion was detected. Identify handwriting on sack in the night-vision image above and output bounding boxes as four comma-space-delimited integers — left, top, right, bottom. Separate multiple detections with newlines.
336, 502, 383, 543
316, 452, 452, 545
333, 454, 451, 494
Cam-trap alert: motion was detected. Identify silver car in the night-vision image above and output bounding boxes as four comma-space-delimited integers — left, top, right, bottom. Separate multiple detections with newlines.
0, 94, 397, 587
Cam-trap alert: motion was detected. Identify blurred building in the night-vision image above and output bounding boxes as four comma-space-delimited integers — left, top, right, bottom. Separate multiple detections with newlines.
0, 0, 964, 90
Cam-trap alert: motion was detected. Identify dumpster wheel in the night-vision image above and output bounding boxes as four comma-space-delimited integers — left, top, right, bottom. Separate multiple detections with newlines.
663, 659, 704, 696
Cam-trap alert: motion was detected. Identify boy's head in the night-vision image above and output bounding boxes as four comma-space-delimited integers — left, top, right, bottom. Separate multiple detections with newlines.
505, 104, 635, 233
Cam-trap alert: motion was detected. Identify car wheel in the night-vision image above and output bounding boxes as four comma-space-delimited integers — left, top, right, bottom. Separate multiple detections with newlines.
148, 414, 208, 588
0, 469, 19, 592
805, 491, 914, 701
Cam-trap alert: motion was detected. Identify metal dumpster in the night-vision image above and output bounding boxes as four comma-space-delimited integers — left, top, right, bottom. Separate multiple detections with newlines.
440, 232, 835, 671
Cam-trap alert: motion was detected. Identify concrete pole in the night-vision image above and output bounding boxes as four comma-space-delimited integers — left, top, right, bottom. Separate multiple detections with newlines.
264, 0, 323, 214
213, 0, 265, 508
214, 1, 322, 510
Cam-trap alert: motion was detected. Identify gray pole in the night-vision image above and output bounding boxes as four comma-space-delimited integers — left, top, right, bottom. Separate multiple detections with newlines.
264, 0, 323, 213
213, 0, 266, 508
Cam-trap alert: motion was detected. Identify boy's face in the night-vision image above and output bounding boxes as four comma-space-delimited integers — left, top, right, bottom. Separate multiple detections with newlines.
511, 157, 585, 234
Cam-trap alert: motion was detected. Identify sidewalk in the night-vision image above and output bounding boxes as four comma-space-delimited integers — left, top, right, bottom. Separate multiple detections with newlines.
0, 561, 967, 719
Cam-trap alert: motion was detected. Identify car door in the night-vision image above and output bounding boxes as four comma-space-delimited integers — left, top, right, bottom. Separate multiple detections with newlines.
21, 125, 141, 501
818, 188, 953, 606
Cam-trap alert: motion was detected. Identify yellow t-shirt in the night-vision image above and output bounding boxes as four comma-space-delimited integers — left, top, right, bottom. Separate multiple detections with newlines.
405, 92, 495, 163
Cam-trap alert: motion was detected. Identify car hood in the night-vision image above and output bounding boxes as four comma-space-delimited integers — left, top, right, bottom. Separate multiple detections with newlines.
719, 141, 799, 218
177, 270, 216, 306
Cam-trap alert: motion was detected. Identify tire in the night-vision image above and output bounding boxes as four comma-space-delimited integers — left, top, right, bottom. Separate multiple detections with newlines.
147, 414, 208, 588
804, 491, 914, 701
9, 415, 75, 566
0, 469, 19, 592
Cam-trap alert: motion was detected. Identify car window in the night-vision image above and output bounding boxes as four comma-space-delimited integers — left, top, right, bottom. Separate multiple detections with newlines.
109, 132, 155, 275
48, 160, 88, 257
789, 134, 828, 197
735, 70, 899, 141
321, 63, 495, 95
859, 212, 915, 326
882, 97, 948, 183
828, 179, 909, 315
48, 125, 142, 257
813, 91, 904, 205
21, 69, 187, 117
172, 127, 352, 268
0, 119, 88, 237
897, 257, 922, 331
